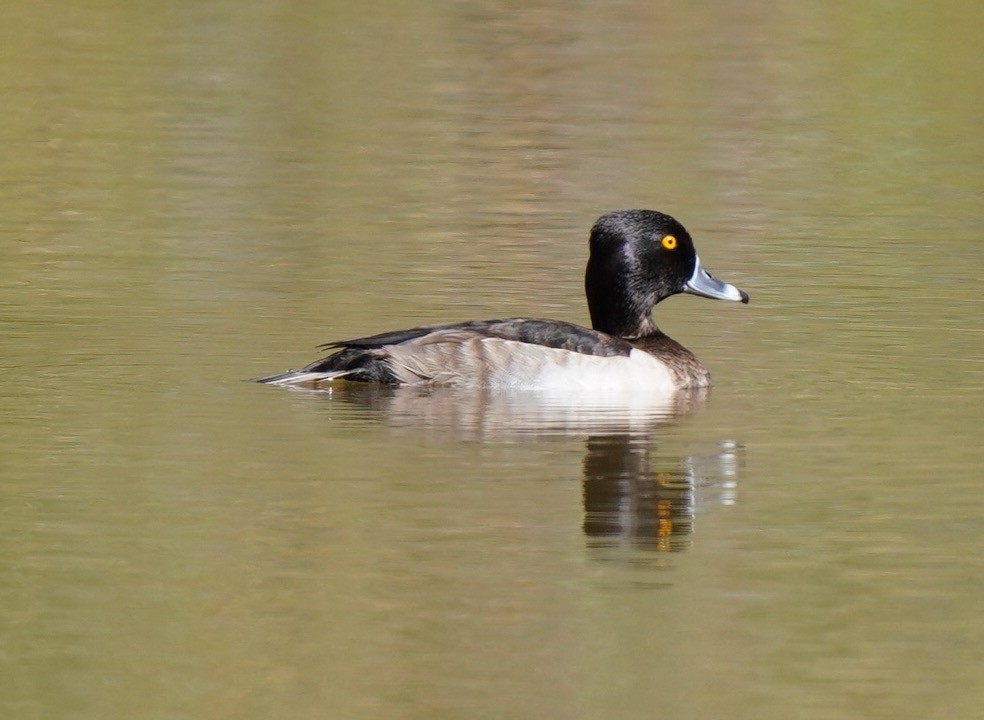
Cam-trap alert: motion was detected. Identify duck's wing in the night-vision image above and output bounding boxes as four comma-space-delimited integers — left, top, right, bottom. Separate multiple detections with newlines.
325, 319, 632, 356
257, 319, 633, 388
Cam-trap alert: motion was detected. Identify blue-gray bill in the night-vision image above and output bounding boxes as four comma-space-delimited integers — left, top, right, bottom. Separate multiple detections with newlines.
684, 257, 749, 304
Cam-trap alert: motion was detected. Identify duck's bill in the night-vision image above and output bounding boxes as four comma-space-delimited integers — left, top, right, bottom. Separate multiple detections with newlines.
685, 257, 749, 303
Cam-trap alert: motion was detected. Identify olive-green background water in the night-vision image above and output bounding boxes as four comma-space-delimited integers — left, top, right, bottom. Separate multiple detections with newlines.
1, 2, 981, 719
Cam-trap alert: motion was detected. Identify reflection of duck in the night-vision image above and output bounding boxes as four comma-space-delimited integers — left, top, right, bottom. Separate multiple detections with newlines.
310, 384, 742, 553
258, 210, 748, 394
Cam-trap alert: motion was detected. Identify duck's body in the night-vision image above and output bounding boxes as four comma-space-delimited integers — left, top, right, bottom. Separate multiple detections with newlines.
257, 210, 748, 392
258, 318, 708, 392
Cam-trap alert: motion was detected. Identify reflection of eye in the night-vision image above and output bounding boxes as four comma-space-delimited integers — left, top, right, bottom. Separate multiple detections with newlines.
661, 235, 678, 250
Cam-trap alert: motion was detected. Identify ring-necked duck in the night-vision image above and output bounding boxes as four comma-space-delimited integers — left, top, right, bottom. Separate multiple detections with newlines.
257, 209, 749, 393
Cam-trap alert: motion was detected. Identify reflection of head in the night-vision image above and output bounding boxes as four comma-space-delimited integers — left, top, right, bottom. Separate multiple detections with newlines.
582, 437, 742, 554
582, 436, 695, 553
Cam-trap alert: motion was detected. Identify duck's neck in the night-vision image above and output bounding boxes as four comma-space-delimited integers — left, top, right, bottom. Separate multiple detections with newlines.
586, 291, 661, 339
585, 248, 663, 339
593, 314, 659, 339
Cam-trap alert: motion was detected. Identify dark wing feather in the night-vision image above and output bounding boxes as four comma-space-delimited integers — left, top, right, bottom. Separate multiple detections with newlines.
319, 319, 632, 358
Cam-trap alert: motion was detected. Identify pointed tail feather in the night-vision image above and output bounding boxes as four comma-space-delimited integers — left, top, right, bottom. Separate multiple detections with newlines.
253, 369, 353, 388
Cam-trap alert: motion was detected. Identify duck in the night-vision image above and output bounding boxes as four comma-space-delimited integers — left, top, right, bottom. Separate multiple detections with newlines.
256, 209, 749, 393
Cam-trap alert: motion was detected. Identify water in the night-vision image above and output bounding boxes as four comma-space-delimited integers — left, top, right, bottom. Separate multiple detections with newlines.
2, 2, 982, 719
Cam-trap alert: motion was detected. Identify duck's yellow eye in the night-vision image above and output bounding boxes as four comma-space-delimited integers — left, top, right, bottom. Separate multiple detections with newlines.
661, 235, 677, 250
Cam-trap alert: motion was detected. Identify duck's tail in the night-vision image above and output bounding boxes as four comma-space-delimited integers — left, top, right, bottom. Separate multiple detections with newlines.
253, 368, 354, 388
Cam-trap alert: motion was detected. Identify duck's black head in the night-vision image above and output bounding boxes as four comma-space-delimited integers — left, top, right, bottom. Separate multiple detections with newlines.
584, 209, 749, 338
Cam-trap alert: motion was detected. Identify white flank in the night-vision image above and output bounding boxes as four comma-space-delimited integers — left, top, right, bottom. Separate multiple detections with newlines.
386, 338, 680, 398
